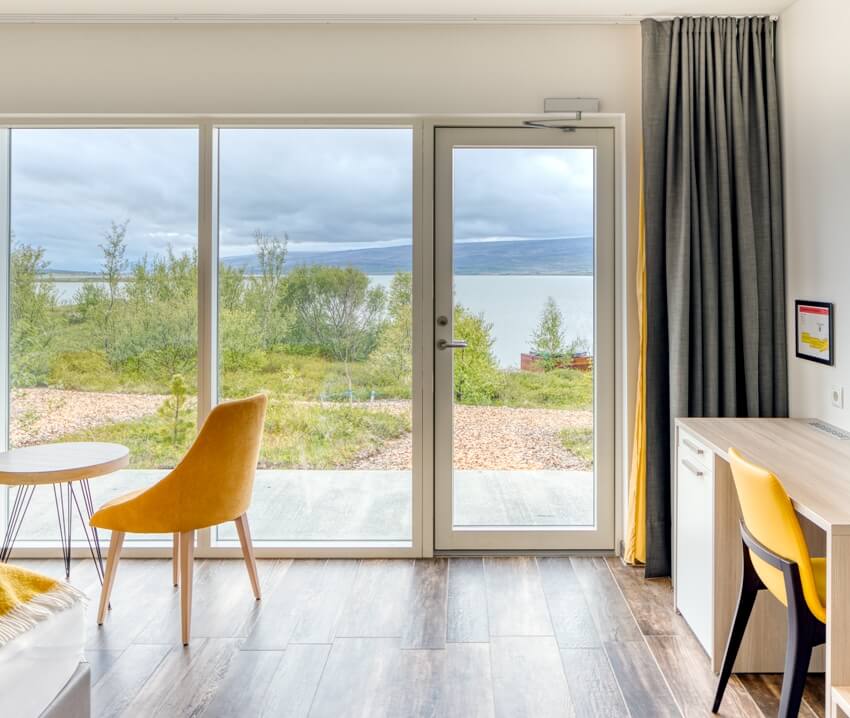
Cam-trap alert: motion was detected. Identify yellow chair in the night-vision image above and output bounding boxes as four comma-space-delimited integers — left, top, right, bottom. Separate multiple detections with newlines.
713, 448, 827, 717
90, 394, 268, 645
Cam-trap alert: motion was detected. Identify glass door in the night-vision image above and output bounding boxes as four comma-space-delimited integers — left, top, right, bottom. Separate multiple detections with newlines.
433, 126, 615, 550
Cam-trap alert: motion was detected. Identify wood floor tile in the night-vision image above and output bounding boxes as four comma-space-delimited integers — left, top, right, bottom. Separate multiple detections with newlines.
560, 647, 628, 717
737, 674, 820, 718
15, 556, 831, 718
134, 560, 265, 644
128, 638, 239, 716
603, 639, 681, 717
90, 644, 170, 718
334, 560, 415, 638
401, 558, 448, 649
490, 636, 574, 717
484, 557, 552, 637
288, 559, 358, 644
436, 643, 496, 718
202, 649, 284, 717
241, 559, 322, 650
447, 557, 490, 643
260, 644, 331, 718
88, 560, 179, 650
645, 635, 761, 718
308, 637, 402, 718
570, 557, 643, 644
538, 557, 601, 648
84, 648, 123, 687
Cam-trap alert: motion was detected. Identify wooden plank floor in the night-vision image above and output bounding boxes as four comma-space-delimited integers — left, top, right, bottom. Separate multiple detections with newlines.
20, 556, 825, 717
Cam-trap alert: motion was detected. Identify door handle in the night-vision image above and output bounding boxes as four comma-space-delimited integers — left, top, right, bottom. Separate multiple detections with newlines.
438, 339, 468, 350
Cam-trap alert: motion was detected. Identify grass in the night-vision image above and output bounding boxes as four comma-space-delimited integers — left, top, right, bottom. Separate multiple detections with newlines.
58, 398, 410, 470
498, 368, 593, 409
559, 427, 593, 466
47, 348, 410, 401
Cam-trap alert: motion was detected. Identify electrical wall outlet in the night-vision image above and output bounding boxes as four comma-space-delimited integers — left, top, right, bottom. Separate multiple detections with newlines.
832, 385, 844, 409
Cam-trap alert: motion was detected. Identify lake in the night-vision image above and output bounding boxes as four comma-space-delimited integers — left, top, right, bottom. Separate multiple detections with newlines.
50, 274, 593, 369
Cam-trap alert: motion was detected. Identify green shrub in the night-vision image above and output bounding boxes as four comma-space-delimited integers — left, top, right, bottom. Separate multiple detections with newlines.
48, 351, 113, 390
453, 304, 504, 404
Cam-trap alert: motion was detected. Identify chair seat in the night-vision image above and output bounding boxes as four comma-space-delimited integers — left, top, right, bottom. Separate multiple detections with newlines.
89, 488, 170, 533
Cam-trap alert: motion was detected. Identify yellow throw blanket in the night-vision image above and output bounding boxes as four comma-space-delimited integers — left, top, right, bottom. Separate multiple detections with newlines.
0, 563, 86, 646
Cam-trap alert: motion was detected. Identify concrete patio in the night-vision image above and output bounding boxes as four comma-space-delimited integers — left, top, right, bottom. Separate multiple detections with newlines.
9, 469, 594, 545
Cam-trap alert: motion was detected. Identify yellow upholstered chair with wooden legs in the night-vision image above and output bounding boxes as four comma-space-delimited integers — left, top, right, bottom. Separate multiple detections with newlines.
713, 448, 827, 718
90, 394, 268, 645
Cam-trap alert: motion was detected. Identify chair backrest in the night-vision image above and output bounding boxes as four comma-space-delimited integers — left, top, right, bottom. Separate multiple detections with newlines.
168, 394, 268, 529
728, 447, 824, 619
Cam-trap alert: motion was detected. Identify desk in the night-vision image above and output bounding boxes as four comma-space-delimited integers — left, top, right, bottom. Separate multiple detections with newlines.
674, 418, 850, 717
0, 442, 129, 581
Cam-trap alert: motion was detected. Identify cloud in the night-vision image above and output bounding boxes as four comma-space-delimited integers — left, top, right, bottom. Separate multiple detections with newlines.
453, 147, 594, 241
10, 127, 593, 272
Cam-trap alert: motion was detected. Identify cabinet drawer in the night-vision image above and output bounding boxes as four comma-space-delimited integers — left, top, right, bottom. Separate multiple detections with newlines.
675, 455, 714, 656
678, 430, 712, 471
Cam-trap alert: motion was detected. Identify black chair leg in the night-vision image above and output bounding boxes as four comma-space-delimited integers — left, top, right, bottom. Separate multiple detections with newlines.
777, 620, 815, 718
713, 546, 762, 714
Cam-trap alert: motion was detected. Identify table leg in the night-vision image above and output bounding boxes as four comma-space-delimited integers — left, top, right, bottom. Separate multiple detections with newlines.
0, 484, 36, 563
52, 483, 73, 579
69, 479, 106, 585
826, 531, 850, 718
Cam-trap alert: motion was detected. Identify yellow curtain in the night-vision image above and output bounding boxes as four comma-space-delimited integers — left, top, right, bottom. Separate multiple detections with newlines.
624, 156, 647, 565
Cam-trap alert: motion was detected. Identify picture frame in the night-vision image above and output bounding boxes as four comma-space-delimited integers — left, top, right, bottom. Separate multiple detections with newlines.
795, 300, 834, 365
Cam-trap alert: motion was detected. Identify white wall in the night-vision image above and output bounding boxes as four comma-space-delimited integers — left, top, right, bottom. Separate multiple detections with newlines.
780, 0, 850, 426
0, 23, 641, 116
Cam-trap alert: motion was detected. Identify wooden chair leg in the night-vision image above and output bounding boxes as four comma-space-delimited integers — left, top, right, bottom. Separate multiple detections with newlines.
97, 531, 125, 625
179, 529, 194, 646
234, 513, 261, 600
172, 532, 180, 587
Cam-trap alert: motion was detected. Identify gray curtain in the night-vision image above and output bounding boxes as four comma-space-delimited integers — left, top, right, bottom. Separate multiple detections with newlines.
642, 17, 787, 578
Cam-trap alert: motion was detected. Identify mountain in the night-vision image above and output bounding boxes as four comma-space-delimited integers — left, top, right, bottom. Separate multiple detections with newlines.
223, 236, 593, 276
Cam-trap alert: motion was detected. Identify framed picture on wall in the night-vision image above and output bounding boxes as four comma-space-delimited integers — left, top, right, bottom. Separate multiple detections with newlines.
795, 300, 834, 365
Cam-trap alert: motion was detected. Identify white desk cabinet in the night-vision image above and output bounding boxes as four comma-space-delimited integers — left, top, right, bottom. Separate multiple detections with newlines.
672, 419, 827, 679
674, 427, 714, 654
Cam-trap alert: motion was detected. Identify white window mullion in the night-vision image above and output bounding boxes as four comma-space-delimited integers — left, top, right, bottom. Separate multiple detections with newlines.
0, 128, 9, 456
196, 121, 218, 555
0, 129, 9, 540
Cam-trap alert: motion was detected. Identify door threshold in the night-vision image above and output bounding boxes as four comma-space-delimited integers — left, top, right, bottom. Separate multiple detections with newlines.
434, 548, 618, 558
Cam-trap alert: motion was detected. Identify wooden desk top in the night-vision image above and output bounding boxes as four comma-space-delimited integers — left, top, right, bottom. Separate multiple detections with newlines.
0, 442, 129, 486
677, 418, 850, 534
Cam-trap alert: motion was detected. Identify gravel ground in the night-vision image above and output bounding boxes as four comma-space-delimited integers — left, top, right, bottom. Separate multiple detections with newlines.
10, 388, 166, 447
350, 403, 593, 471
9, 391, 592, 471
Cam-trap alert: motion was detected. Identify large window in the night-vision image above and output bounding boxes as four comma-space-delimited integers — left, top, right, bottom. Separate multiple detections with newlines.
0, 118, 617, 557
215, 128, 414, 545
6, 128, 199, 544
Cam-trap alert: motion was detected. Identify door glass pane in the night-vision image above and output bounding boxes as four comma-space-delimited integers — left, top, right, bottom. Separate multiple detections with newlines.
216, 128, 413, 545
7, 128, 199, 544
451, 147, 594, 528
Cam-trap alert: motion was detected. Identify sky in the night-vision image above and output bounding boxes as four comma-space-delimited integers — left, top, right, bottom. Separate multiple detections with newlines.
10, 127, 594, 272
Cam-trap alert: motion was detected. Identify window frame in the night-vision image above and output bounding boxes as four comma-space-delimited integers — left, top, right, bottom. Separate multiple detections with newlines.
0, 113, 626, 560
0, 116, 426, 559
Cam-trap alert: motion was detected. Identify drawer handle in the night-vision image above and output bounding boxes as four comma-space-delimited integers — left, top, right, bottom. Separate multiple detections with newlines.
682, 459, 705, 477
682, 437, 705, 455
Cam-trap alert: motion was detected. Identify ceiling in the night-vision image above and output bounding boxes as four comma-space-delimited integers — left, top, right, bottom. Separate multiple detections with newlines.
0, 0, 795, 20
